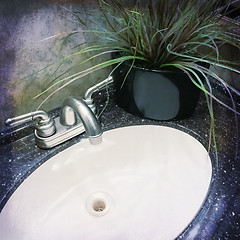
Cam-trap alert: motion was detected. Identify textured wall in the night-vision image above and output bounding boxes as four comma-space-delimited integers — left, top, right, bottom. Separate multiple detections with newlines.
0, 0, 110, 128
210, 43, 240, 92
1, 0, 239, 129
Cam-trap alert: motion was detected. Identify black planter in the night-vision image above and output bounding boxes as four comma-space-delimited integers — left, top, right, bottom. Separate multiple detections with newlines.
112, 60, 203, 121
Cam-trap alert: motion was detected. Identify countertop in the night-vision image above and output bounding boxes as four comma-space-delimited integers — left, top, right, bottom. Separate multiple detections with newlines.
0, 87, 239, 239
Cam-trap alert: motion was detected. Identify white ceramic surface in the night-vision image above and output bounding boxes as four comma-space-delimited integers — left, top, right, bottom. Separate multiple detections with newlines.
0, 125, 212, 240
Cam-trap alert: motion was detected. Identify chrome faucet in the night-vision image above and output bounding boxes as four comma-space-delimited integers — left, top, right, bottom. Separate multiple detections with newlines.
6, 110, 56, 138
84, 76, 113, 113
5, 76, 113, 149
60, 97, 102, 145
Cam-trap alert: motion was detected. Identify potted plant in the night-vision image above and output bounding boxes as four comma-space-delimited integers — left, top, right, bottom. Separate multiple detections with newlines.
35, 0, 240, 155
99, 0, 240, 119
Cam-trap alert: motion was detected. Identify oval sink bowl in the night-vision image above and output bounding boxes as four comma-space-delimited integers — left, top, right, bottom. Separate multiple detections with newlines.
0, 125, 212, 240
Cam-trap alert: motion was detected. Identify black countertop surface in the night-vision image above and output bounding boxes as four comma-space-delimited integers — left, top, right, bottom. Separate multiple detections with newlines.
0, 88, 239, 239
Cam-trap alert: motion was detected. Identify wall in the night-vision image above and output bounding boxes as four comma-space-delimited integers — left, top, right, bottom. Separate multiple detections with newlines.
213, 2, 240, 92
211, 44, 240, 92
0, 0, 111, 129
1, 0, 239, 129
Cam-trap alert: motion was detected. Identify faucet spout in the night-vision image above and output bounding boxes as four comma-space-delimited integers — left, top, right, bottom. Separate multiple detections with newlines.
60, 97, 102, 145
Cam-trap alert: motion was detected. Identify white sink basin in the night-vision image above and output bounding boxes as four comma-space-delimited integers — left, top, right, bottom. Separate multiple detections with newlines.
0, 125, 212, 240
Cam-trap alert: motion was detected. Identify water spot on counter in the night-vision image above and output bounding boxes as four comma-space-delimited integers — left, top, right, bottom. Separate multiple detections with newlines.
187, 223, 200, 239
224, 232, 230, 238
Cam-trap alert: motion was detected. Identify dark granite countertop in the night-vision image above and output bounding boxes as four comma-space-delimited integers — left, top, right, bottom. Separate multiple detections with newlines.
0, 87, 239, 239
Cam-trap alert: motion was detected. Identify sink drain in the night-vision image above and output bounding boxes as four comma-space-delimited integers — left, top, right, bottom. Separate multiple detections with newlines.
92, 199, 106, 212
86, 192, 113, 217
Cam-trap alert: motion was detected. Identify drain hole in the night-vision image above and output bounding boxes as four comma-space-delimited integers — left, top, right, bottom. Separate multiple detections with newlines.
92, 199, 106, 212
86, 192, 113, 217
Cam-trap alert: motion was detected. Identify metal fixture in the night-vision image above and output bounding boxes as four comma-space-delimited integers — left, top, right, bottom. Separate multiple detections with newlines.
84, 76, 113, 113
60, 97, 102, 145
6, 110, 56, 138
5, 76, 113, 149
86, 192, 113, 217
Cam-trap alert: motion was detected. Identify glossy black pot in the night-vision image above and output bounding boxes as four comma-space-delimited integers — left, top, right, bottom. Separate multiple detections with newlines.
112, 59, 203, 121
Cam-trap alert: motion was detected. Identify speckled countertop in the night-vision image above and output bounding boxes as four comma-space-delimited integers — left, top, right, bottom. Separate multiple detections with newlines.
0, 87, 239, 239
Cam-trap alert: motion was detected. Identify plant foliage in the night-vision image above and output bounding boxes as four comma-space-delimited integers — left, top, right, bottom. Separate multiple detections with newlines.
36, 0, 240, 159
99, 0, 239, 67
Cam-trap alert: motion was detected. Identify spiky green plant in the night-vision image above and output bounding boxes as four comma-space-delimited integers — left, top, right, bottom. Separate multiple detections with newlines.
35, 0, 240, 160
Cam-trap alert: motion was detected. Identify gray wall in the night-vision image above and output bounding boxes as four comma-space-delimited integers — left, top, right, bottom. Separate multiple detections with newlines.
1, 0, 239, 129
0, 0, 110, 129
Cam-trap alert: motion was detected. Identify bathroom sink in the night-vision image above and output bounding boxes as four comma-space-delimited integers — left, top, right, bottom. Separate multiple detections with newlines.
0, 125, 212, 240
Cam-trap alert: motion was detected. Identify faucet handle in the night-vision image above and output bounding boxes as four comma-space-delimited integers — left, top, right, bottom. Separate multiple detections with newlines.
84, 76, 114, 113
6, 110, 56, 137
84, 76, 113, 101
6, 112, 36, 126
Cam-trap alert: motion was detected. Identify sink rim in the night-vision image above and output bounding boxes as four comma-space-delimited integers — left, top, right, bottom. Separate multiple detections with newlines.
0, 124, 217, 239
0, 123, 217, 208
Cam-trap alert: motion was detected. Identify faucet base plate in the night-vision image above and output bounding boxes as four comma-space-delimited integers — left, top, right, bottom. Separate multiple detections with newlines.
35, 116, 85, 149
